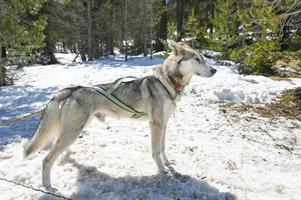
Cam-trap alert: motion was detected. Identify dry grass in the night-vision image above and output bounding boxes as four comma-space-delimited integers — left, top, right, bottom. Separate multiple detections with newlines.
268, 76, 292, 82
273, 56, 301, 78
219, 87, 301, 121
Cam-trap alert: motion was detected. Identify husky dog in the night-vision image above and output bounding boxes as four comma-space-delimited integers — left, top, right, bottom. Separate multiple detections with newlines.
24, 40, 217, 191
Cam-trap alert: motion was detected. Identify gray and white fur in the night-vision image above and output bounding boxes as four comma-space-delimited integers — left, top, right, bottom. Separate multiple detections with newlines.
24, 40, 217, 191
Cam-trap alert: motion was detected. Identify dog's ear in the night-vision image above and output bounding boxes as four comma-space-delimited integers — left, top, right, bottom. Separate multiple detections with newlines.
167, 39, 185, 56
167, 39, 194, 60
167, 39, 177, 49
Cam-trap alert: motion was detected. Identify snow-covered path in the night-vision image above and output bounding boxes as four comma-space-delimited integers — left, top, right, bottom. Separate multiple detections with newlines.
0, 54, 300, 200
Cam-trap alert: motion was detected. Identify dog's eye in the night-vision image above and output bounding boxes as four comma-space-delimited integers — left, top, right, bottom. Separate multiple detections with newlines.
195, 58, 200, 62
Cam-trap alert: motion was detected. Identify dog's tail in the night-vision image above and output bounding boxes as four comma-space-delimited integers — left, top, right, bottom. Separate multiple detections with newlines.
24, 88, 76, 158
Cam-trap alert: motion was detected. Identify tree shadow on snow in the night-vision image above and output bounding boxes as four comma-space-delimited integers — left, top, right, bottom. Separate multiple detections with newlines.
39, 153, 236, 200
0, 85, 58, 146
80, 56, 163, 68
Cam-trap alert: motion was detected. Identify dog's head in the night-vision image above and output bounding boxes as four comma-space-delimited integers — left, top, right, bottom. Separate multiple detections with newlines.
165, 40, 217, 79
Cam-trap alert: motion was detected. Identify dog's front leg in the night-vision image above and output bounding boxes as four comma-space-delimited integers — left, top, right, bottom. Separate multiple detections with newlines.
149, 121, 169, 174
160, 123, 173, 166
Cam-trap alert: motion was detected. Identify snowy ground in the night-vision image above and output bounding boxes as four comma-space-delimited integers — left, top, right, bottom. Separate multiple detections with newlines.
0, 53, 300, 200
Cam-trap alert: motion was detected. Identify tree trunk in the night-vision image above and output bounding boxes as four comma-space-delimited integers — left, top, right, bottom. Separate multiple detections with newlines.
72, 43, 76, 53
1, 46, 6, 58
150, 0, 153, 59
79, 41, 87, 61
94, 42, 100, 59
124, 0, 128, 61
41, 2, 58, 65
43, 27, 58, 64
176, 0, 185, 41
142, 0, 147, 57
0, 64, 3, 86
107, 35, 114, 55
155, 0, 167, 51
209, 0, 215, 38
87, 0, 93, 61
0, 46, 6, 86
100, 42, 103, 58
80, 52, 87, 61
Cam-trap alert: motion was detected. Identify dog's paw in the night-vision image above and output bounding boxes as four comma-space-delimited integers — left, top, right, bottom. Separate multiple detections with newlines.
162, 154, 175, 166
159, 165, 171, 175
43, 185, 53, 192
43, 185, 59, 193
164, 159, 176, 166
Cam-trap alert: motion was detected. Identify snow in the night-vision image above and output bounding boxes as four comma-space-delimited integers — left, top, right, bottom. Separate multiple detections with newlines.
55, 53, 81, 64
201, 50, 222, 58
214, 89, 246, 103
0, 53, 301, 200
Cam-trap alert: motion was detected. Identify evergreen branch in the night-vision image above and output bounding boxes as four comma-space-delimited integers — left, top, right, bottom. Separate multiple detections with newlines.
283, 9, 301, 16
280, 24, 301, 45
0, 33, 7, 43
284, 0, 299, 15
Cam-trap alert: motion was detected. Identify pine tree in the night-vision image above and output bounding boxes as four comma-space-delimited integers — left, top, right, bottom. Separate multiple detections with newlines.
184, 9, 207, 48
175, 0, 185, 41
231, 0, 280, 73
40, 0, 70, 64
167, 21, 177, 40
212, 0, 239, 55
0, 0, 47, 85
275, 0, 300, 51
154, 0, 168, 51
0, 0, 47, 56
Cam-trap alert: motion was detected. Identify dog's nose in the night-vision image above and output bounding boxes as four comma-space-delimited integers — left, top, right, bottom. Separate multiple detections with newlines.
210, 68, 217, 75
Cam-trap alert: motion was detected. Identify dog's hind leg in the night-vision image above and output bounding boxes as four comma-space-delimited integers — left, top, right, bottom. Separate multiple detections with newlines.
42, 103, 90, 191
42, 133, 79, 191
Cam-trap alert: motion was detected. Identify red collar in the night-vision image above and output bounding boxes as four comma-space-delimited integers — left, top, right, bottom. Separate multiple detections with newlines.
169, 76, 185, 91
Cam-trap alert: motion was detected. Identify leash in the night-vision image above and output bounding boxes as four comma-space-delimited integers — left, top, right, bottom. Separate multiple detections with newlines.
0, 177, 72, 200
94, 76, 147, 119
0, 108, 45, 127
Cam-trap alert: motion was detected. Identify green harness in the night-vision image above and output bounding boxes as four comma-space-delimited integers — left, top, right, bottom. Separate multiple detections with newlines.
93, 76, 147, 119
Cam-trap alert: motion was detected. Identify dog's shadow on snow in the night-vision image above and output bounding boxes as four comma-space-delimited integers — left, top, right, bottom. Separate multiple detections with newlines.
39, 153, 236, 200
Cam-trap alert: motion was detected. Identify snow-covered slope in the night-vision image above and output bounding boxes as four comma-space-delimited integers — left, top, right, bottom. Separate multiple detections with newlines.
0, 54, 300, 200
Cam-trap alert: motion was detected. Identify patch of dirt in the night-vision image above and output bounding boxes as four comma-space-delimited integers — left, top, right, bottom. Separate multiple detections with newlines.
268, 76, 292, 82
243, 78, 259, 84
219, 87, 301, 121
272, 58, 301, 78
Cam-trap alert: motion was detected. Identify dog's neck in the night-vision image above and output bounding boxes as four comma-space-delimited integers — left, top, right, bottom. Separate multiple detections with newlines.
153, 65, 185, 101
168, 75, 185, 91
